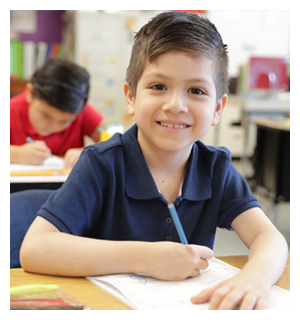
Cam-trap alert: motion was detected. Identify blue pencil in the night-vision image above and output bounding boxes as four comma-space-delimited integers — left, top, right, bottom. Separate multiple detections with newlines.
167, 203, 188, 244
26, 137, 35, 144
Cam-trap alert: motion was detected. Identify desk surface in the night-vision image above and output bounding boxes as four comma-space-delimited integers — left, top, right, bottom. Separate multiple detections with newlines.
10, 254, 290, 310
228, 94, 290, 112
252, 117, 290, 132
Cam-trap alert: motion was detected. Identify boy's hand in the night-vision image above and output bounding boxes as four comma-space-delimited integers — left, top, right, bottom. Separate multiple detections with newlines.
191, 271, 270, 310
64, 148, 83, 168
139, 242, 213, 281
20, 141, 52, 165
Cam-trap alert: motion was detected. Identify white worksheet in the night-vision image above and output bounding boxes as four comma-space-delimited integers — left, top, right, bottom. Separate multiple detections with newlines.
10, 155, 65, 172
87, 258, 290, 310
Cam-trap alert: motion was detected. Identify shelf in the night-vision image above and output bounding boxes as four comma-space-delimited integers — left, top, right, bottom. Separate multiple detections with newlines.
10, 78, 27, 96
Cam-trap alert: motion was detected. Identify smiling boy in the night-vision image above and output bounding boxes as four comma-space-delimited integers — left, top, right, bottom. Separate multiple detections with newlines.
20, 12, 288, 310
124, 51, 226, 203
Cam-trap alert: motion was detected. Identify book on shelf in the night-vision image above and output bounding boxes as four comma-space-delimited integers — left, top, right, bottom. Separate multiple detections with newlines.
23, 41, 36, 80
10, 40, 24, 79
10, 40, 64, 81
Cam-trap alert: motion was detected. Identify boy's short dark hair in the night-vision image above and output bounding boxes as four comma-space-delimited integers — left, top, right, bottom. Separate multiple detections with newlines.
126, 11, 229, 102
31, 58, 90, 114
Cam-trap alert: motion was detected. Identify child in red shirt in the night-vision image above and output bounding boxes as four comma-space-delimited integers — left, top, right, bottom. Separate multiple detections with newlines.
10, 58, 103, 168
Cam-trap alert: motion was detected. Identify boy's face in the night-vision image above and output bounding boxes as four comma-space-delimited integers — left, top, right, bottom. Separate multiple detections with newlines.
26, 85, 76, 137
124, 51, 227, 155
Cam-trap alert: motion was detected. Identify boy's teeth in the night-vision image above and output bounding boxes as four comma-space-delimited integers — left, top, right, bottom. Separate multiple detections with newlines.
160, 122, 187, 129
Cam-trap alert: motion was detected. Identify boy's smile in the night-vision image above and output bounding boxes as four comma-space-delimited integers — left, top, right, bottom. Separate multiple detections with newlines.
157, 121, 190, 129
125, 50, 227, 157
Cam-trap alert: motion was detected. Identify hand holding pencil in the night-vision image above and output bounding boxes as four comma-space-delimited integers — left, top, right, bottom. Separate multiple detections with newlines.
20, 138, 52, 165
134, 203, 213, 281
138, 241, 213, 281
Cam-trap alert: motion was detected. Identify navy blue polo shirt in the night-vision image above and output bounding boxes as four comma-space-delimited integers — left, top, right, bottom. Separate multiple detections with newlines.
38, 124, 260, 249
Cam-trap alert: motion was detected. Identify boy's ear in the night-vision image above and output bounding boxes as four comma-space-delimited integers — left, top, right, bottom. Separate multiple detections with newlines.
211, 94, 228, 126
25, 83, 34, 103
124, 82, 135, 116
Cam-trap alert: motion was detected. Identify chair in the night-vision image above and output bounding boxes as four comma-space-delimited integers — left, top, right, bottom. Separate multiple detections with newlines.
10, 189, 54, 268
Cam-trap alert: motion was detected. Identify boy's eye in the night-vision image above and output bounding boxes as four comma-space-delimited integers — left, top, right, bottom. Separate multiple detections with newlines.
59, 120, 71, 125
150, 84, 166, 91
188, 88, 205, 95
42, 112, 51, 119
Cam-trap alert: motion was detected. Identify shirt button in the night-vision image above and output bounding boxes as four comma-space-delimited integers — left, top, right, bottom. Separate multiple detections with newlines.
165, 236, 172, 241
165, 217, 173, 224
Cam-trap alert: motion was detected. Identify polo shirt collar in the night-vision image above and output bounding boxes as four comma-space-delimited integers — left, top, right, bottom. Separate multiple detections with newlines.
123, 125, 212, 201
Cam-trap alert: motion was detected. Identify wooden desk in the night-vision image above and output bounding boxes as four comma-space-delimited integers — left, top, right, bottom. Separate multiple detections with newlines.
252, 117, 290, 132
10, 254, 290, 310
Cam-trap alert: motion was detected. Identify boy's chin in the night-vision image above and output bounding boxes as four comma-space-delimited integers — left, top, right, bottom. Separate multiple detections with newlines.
37, 130, 52, 137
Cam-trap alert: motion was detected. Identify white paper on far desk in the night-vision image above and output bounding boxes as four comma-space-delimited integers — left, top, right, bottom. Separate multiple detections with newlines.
87, 258, 289, 310
10, 155, 65, 172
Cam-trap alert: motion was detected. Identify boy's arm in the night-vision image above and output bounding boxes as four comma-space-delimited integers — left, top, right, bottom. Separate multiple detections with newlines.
10, 143, 51, 165
63, 121, 101, 168
90, 122, 101, 142
191, 207, 288, 310
63, 148, 84, 168
20, 216, 213, 279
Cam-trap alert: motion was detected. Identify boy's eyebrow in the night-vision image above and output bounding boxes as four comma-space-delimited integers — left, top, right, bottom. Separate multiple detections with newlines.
143, 72, 213, 87
187, 78, 214, 87
143, 72, 170, 81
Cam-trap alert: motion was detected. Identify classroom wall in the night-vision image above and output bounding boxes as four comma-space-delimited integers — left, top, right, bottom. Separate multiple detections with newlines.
74, 11, 158, 129
206, 10, 290, 77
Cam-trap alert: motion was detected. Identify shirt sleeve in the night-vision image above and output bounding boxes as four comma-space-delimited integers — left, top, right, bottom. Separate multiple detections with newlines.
37, 147, 107, 236
81, 103, 104, 137
218, 161, 261, 230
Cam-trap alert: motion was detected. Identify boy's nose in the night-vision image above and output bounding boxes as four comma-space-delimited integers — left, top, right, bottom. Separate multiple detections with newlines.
162, 90, 188, 114
42, 119, 58, 134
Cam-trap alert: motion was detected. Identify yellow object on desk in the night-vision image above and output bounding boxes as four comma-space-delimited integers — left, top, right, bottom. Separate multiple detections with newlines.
10, 284, 91, 310
10, 168, 71, 176
98, 122, 124, 142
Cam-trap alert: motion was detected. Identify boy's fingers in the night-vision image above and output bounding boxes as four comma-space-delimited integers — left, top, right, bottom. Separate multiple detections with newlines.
35, 141, 51, 151
254, 297, 266, 310
191, 245, 214, 259
32, 141, 52, 158
189, 268, 201, 278
64, 155, 77, 168
239, 293, 258, 310
200, 246, 214, 259
190, 284, 219, 304
215, 288, 244, 310
197, 258, 209, 270
192, 246, 213, 270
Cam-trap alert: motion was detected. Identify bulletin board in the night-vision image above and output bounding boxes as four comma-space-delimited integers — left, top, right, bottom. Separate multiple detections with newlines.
74, 11, 158, 129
